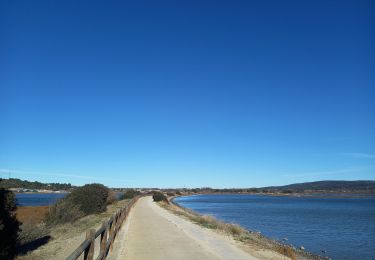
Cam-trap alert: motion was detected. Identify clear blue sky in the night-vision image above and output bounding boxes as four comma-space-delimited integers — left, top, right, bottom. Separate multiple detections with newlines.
1, 0, 374, 188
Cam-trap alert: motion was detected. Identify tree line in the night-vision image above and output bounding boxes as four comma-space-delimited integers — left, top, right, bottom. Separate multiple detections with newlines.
0, 178, 73, 191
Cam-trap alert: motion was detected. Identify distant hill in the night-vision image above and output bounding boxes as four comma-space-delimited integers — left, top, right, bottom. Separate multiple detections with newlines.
163, 180, 375, 194
261, 180, 375, 193
0, 178, 74, 191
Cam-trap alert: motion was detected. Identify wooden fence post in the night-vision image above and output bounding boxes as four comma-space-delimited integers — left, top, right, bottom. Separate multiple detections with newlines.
100, 221, 108, 257
84, 229, 95, 260
120, 210, 123, 225
110, 216, 117, 252
115, 211, 120, 235
113, 213, 117, 241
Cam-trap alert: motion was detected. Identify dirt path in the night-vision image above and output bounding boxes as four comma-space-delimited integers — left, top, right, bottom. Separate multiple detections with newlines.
109, 196, 259, 260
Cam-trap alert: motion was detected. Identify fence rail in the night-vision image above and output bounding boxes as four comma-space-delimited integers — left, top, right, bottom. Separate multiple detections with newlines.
66, 195, 142, 260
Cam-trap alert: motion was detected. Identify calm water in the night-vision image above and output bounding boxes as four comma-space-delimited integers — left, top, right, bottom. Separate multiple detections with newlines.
174, 194, 375, 260
16, 193, 68, 206
15, 192, 123, 206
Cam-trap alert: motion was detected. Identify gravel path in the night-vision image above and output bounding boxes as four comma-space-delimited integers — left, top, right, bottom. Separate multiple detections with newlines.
109, 196, 259, 260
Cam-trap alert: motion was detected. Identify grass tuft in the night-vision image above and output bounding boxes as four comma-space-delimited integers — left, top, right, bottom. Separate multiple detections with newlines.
276, 244, 297, 260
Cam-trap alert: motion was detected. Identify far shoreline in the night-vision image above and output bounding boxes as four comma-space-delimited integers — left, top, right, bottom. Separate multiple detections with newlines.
173, 191, 375, 199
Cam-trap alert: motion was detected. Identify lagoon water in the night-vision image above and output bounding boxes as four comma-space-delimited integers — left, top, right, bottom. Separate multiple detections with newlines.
15, 192, 124, 206
174, 194, 375, 260
16, 193, 67, 206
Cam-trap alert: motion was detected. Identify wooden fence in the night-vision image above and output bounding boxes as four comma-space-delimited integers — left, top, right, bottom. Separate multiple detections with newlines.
66, 195, 142, 260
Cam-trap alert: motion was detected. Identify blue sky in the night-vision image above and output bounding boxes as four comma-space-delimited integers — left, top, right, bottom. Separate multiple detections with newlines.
1, 0, 374, 188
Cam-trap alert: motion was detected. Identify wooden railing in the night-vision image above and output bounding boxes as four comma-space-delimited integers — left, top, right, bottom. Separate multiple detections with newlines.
66, 195, 142, 260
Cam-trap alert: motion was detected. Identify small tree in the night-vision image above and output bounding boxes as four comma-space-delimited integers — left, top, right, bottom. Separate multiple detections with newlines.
0, 188, 20, 259
152, 191, 167, 202
69, 183, 109, 215
46, 183, 110, 225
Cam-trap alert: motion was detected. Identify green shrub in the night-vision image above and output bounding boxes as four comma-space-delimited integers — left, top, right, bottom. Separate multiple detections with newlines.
166, 192, 175, 196
152, 192, 167, 202
46, 183, 110, 225
120, 189, 140, 200
46, 199, 84, 225
176, 191, 182, 195
69, 183, 109, 215
0, 188, 20, 259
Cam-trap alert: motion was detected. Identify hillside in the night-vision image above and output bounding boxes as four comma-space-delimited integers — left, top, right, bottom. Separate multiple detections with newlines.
177, 180, 375, 194
0, 178, 73, 191
262, 180, 375, 193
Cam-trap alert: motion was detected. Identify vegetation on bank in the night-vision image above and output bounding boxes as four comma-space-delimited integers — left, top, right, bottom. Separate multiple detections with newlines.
46, 184, 113, 225
0, 187, 20, 259
0, 178, 73, 191
159, 198, 323, 260
152, 191, 167, 202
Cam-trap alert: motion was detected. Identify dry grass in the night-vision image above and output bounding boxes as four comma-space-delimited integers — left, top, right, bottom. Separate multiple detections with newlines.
17, 206, 51, 254
159, 200, 318, 260
276, 244, 297, 260
159, 200, 251, 237
189, 214, 245, 237
16, 206, 49, 226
